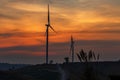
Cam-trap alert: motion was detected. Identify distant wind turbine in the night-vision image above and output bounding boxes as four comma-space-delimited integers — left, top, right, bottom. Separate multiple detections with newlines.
70, 36, 75, 63
45, 4, 56, 64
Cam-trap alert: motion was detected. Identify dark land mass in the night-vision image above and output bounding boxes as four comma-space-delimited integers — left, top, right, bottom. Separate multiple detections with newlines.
0, 64, 60, 80
0, 62, 120, 80
0, 63, 29, 71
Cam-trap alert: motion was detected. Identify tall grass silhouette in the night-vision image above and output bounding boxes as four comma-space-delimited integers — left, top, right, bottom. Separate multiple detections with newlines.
76, 49, 100, 80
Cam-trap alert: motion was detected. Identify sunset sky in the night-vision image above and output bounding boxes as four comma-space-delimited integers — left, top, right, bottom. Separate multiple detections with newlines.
0, 0, 120, 64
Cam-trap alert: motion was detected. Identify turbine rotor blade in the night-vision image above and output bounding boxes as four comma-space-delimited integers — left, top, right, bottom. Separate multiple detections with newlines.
48, 4, 50, 25
45, 29, 47, 36
50, 25, 57, 33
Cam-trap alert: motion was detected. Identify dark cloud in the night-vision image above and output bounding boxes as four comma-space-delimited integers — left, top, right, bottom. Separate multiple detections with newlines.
0, 40, 120, 64
103, 0, 120, 6
0, 33, 15, 38
91, 22, 120, 28
63, 30, 120, 34
79, 30, 120, 34
59, 22, 120, 34
1, 0, 120, 14
77, 22, 120, 33
0, 45, 43, 52
0, 53, 66, 64
0, 39, 119, 53
0, 54, 43, 64
0, 13, 20, 20
76, 40, 120, 46
0, 31, 45, 38
0, 14, 18, 20
50, 40, 120, 48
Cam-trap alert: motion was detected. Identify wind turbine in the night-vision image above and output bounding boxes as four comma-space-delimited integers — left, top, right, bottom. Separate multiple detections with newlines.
45, 4, 56, 64
70, 36, 75, 63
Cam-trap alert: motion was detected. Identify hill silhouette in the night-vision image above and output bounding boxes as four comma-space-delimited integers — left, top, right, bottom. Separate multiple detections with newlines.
0, 62, 120, 80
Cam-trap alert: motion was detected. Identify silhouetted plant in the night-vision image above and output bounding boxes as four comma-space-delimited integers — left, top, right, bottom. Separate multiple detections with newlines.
64, 57, 69, 64
76, 49, 100, 80
49, 60, 53, 64
77, 49, 100, 62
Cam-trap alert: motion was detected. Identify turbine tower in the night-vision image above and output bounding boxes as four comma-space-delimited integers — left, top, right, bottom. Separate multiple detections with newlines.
70, 36, 75, 63
45, 4, 56, 64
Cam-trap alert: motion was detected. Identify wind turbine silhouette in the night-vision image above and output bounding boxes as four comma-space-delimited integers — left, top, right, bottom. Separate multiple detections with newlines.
70, 36, 75, 63
45, 4, 56, 64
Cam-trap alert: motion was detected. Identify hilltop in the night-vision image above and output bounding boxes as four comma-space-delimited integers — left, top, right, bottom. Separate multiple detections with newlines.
0, 63, 29, 71
0, 64, 60, 80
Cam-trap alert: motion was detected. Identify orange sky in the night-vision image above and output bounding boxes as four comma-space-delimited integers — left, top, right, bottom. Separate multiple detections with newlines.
0, 0, 120, 64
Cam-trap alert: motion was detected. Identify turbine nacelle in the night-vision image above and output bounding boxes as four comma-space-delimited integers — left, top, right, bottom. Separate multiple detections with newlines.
45, 24, 56, 33
45, 24, 50, 27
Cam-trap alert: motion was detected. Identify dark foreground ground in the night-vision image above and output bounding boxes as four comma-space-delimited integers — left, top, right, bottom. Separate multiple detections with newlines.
0, 62, 120, 80
0, 64, 60, 80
